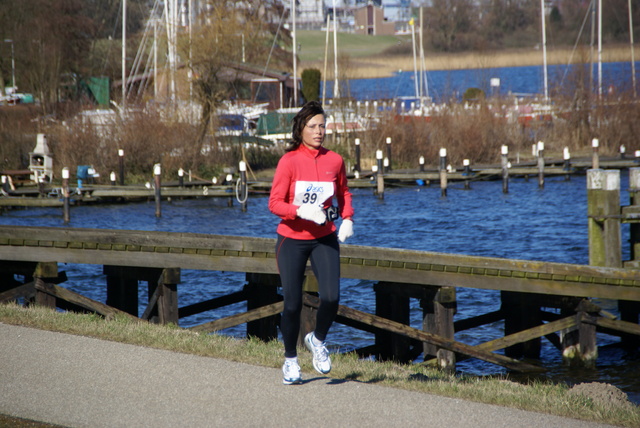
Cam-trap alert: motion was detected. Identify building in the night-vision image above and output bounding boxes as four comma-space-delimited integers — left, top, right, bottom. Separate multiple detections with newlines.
353, 3, 396, 35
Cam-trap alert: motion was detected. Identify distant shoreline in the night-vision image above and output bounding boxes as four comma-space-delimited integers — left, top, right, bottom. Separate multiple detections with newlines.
300, 44, 639, 79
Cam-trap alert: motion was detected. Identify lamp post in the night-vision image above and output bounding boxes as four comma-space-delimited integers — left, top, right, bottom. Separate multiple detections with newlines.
3, 39, 15, 91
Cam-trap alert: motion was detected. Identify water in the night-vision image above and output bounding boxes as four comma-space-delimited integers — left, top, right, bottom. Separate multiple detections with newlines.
2, 174, 640, 401
325, 61, 639, 102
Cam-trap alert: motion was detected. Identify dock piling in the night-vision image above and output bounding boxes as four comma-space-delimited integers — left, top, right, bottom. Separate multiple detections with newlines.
385, 137, 392, 171
238, 161, 248, 212
592, 138, 600, 169
563, 147, 571, 181
178, 168, 184, 188
587, 169, 621, 267
118, 149, 125, 185
439, 148, 447, 197
62, 167, 70, 224
501, 145, 509, 194
537, 141, 545, 189
463, 159, 471, 190
375, 150, 384, 199
154, 163, 162, 218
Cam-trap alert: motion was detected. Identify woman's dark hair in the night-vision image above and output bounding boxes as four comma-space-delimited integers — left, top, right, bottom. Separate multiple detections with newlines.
286, 101, 325, 152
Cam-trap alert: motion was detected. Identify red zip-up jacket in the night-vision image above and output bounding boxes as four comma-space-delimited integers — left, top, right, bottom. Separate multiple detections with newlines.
269, 144, 354, 240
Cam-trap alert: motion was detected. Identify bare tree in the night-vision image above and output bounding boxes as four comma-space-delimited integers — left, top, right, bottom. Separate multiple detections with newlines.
425, 0, 477, 52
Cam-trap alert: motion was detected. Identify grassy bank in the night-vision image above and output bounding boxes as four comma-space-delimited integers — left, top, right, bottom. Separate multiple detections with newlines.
1, 303, 639, 427
297, 30, 639, 78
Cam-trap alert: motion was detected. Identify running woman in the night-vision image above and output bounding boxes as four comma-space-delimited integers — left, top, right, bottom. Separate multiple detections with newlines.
268, 101, 354, 384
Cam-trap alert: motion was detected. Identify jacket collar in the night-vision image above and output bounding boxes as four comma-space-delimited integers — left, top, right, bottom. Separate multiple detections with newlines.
297, 144, 327, 158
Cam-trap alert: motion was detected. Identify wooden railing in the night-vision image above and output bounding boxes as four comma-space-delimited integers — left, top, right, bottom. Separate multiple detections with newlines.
2, 225, 640, 373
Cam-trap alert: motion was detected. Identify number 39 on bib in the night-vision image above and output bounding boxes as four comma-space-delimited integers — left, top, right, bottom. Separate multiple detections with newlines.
293, 181, 334, 206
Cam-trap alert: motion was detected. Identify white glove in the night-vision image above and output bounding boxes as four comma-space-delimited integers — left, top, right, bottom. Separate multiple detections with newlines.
297, 204, 326, 225
337, 219, 354, 243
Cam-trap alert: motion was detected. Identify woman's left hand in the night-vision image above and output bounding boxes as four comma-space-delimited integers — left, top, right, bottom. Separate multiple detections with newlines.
337, 219, 354, 243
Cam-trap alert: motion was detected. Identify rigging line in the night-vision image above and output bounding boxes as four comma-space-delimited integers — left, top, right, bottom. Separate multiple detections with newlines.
131, 1, 163, 99
99, 0, 125, 76
129, 23, 151, 95
132, 1, 161, 78
252, 6, 287, 104
559, 3, 592, 88
135, 38, 155, 100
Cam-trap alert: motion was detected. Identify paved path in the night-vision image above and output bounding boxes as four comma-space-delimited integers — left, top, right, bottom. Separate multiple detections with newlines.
0, 323, 616, 428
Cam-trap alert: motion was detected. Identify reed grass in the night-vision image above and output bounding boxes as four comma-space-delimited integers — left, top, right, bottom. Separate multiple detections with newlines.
297, 28, 639, 78
304, 45, 640, 79
1, 302, 638, 427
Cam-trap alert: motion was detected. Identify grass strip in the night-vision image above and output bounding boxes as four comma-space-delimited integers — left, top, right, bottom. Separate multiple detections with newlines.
0, 302, 638, 427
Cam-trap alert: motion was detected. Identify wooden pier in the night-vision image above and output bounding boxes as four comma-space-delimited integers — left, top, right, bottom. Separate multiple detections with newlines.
1, 155, 637, 208
2, 224, 640, 373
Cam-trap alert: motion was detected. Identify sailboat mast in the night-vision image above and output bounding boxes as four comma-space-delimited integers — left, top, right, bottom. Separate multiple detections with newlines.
419, 7, 428, 100
154, 19, 158, 98
411, 18, 418, 99
189, 0, 193, 102
292, 0, 297, 107
590, 0, 595, 94
322, 14, 330, 106
122, 0, 127, 110
629, 0, 637, 97
333, 0, 340, 99
598, 0, 603, 98
540, 0, 548, 102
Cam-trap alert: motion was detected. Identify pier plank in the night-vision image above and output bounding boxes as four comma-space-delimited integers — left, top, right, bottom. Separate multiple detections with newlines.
303, 294, 545, 373
1, 226, 640, 301
34, 282, 139, 321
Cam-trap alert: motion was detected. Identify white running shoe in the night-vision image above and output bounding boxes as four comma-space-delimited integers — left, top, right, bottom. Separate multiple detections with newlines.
282, 359, 302, 385
304, 332, 331, 374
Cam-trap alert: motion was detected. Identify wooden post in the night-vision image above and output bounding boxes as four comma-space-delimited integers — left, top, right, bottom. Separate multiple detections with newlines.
501, 145, 509, 194
155, 268, 180, 325
501, 291, 541, 359
587, 169, 621, 267
374, 282, 411, 362
375, 150, 384, 199
592, 138, 600, 169
536, 141, 545, 189
154, 163, 161, 218
621, 168, 640, 348
463, 159, 471, 190
62, 167, 70, 224
439, 148, 447, 197
239, 161, 248, 212
33, 262, 58, 309
118, 149, 125, 185
561, 299, 598, 368
563, 147, 571, 181
421, 286, 456, 372
245, 273, 280, 341
385, 137, 392, 171
354, 138, 361, 173
104, 265, 139, 316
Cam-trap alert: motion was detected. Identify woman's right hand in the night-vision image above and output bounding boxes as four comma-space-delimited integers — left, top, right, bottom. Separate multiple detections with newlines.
296, 204, 327, 225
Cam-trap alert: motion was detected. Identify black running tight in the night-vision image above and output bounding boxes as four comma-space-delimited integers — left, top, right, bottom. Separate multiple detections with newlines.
276, 233, 340, 358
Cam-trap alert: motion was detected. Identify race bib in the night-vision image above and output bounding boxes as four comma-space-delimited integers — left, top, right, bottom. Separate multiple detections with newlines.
293, 181, 334, 206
